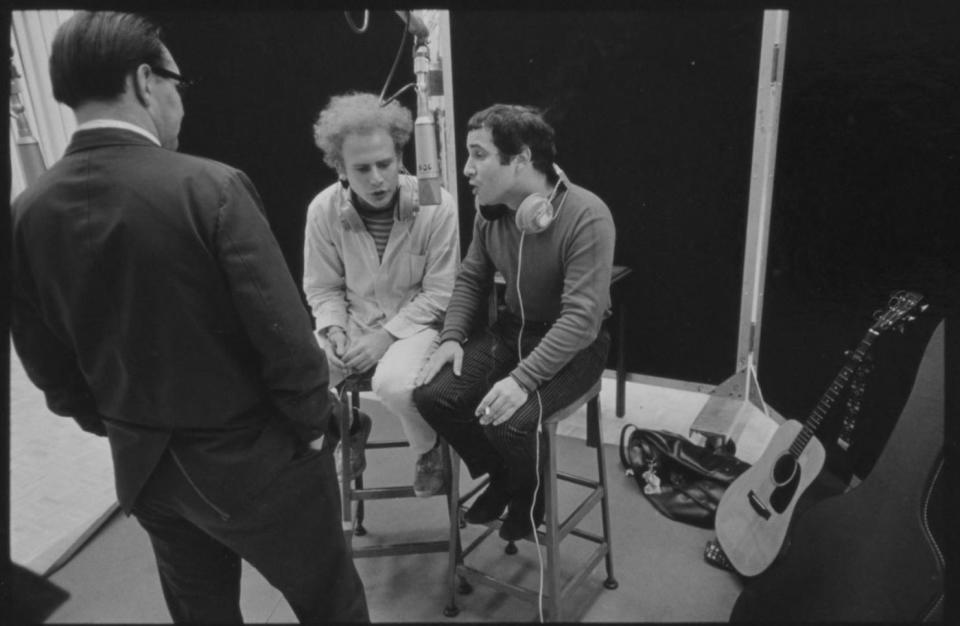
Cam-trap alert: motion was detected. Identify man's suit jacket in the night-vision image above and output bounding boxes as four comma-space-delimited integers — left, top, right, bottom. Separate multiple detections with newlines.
11, 128, 334, 516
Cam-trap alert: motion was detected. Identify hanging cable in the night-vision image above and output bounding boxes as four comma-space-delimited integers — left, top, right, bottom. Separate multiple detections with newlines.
342, 11, 419, 107
378, 12, 417, 106
343, 10, 369, 34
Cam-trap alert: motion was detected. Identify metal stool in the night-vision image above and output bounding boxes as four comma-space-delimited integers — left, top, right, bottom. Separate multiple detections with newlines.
338, 371, 460, 566
444, 379, 617, 621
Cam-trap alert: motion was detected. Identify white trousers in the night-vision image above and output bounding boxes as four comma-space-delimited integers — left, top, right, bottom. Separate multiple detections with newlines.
316, 327, 440, 457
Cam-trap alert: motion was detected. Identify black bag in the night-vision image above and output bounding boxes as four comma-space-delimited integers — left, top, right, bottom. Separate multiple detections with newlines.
619, 424, 750, 528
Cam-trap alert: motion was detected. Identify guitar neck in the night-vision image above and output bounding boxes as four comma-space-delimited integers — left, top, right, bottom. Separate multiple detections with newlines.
789, 330, 878, 457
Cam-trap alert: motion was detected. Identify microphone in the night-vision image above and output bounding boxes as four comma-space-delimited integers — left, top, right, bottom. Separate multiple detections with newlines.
413, 42, 442, 206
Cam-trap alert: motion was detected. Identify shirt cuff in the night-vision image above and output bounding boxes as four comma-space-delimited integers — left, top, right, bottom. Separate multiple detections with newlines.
509, 373, 533, 394
314, 313, 347, 335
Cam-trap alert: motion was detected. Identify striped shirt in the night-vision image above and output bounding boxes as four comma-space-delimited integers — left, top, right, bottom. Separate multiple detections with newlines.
352, 192, 395, 260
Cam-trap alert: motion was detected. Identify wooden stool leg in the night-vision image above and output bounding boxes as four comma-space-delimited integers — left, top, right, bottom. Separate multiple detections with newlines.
340, 385, 355, 555
590, 397, 619, 589
444, 443, 463, 617
544, 423, 562, 622
617, 303, 627, 417
351, 385, 366, 533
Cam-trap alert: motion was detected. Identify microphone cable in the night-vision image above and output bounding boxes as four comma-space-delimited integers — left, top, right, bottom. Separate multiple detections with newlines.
342, 10, 416, 107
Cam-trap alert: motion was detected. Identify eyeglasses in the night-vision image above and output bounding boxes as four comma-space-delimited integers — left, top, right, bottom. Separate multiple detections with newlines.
150, 66, 193, 95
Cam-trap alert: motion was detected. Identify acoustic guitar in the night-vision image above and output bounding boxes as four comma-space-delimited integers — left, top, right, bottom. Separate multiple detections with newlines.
715, 291, 925, 576
730, 319, 945, 621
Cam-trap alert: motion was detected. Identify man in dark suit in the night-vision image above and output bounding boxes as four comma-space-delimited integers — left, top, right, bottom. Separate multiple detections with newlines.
10, 11, 368, 623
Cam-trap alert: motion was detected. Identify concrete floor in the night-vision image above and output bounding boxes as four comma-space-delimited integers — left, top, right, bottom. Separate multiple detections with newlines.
41, 429, 747, 623
10, 346, 779, 622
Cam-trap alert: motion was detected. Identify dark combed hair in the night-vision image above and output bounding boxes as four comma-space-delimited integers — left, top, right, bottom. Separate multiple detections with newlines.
50, 11, 167, 108
467, 104, 558, 182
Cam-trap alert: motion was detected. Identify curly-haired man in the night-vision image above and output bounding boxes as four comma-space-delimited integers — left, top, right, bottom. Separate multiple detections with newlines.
305, 92, 459, 495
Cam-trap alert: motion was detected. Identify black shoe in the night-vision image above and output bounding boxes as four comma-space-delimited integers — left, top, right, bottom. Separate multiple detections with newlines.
335, 410, 372, 478
464, 479, 512, 525
498, 487, 545, 541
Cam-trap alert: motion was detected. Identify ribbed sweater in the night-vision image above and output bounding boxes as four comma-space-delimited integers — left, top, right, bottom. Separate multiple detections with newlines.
439, 183, 616, 391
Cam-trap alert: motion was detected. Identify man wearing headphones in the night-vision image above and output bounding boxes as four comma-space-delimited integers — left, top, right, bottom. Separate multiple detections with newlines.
305, 92, 459, 496
414, 104, 615, 540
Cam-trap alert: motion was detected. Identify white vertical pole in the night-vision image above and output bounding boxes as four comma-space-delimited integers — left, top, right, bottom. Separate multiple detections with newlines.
737, 9, 789, 371
433, 11, 459, 200
689, 10, 789, 450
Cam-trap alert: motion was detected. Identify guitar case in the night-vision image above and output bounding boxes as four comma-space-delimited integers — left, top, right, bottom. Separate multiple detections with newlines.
730, 320, 946, 622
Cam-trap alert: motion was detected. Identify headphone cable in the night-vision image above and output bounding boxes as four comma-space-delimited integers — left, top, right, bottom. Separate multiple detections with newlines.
516, 231, 546, 622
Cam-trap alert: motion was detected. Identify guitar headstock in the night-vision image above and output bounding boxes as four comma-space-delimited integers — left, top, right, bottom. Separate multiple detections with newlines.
871, 290, 927, 334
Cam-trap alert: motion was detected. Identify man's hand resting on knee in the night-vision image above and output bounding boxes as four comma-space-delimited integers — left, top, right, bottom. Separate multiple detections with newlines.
415, 340, 463, 385
476, 376, 529, 426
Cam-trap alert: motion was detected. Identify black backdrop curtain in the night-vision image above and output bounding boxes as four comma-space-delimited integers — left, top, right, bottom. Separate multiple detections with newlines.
151, 7, 956, 442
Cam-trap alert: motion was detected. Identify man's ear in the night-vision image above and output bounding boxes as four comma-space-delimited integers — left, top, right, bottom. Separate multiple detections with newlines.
131, 64, 151, 108
512, 146, 532, 171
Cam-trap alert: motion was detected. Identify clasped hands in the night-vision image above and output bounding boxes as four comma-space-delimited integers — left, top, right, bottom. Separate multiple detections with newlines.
415, 340, 529, 427
325, 326, 394, 374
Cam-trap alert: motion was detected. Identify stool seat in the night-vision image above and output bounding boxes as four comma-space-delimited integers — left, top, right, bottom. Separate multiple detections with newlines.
445, 377, 617, 621
543, 379, 602, 426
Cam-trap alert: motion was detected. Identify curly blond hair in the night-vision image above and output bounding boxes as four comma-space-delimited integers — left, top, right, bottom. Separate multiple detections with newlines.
312, 92, 413, 171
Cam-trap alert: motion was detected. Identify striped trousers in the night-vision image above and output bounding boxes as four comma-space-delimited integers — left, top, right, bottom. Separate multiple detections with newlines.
413, 313, 609, 500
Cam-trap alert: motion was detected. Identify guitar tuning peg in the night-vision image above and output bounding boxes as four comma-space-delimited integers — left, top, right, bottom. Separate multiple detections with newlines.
920, 303, 929, 312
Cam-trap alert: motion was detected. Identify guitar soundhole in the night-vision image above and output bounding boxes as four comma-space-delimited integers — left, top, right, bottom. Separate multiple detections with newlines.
772, 455, 797, 486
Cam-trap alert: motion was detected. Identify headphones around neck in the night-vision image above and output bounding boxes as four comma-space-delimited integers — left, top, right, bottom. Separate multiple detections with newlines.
337, 174, 420, 230
476, 164, 569, 234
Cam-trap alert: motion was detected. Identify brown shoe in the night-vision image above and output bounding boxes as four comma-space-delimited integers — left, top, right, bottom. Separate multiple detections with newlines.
413, 441, 448, 497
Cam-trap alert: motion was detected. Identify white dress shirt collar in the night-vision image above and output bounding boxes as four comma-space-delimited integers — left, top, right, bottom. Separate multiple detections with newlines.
75, 119, 161, 146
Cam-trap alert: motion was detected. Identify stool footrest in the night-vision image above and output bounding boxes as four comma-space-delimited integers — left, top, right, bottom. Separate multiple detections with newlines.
457, 564, 542, 603
366, 440, 410, 450
351, 539, 450, 559
558, 487, 604, 543
455, 540, 610, 615
460, 525, 498, 559
569, 527, 605, 544
560, 543, 609, 598
557, 470, 598, 489
350, 486, 417, 500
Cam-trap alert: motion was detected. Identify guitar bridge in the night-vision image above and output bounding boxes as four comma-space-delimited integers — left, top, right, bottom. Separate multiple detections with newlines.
748, 490, 772, 519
